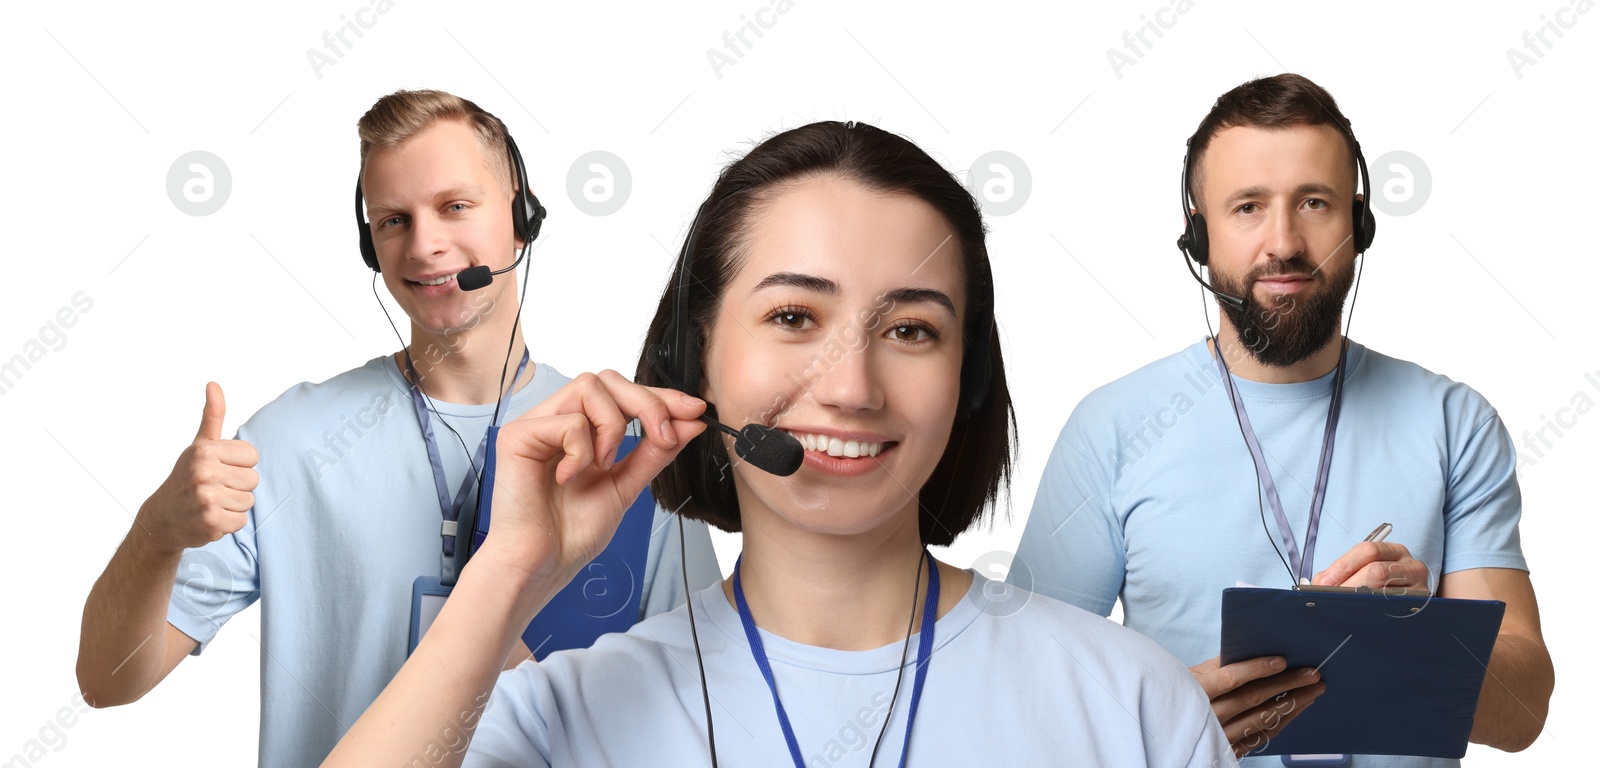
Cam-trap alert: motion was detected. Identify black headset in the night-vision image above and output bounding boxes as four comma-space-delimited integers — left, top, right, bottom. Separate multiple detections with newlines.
355, 134, 546, 272
649, 199, 996, 417
1177, 121, 1376, 267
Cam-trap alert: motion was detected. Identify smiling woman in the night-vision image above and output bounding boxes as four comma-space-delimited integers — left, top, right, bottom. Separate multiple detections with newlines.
322, 121, 1235, 768
636, 123, 1007, 546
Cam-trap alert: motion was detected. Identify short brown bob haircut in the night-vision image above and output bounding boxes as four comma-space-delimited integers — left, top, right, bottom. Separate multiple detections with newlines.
634, 121, 1015, 547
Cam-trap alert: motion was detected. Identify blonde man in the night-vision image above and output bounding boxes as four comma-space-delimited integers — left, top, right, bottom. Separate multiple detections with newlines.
76, 90, 719, 768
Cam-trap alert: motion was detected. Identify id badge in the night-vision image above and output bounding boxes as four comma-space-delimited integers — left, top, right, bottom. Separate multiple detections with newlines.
409, 575, 453, 656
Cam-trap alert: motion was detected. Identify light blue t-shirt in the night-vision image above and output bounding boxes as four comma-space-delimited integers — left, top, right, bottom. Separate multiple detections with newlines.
165, 355, 722, 768
1011, 339, 1526, 768
464, 570, 1236, 767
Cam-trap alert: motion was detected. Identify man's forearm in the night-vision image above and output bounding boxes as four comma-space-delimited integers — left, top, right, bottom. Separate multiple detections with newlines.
76, 523, 186, 707
1468, 630, 1555, 752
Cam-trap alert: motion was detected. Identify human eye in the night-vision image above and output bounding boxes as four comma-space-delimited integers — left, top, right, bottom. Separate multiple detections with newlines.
884, 320, 941, 345
763, 305, 816, 332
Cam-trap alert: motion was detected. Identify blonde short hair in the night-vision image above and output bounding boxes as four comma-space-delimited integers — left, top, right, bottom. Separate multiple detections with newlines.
356, 89, 514, 191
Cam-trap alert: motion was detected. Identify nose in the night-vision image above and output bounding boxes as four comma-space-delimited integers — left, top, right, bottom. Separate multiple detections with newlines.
1262, 202, 1308, 264
805, 324, 886, 414
405, 213, 450, 264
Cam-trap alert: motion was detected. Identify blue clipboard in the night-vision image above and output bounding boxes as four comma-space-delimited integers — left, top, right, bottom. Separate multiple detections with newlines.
476, 431, 658, 660
1220, 587, 1505, 758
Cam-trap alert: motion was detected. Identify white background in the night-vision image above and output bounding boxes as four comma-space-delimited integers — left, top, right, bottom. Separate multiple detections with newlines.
2, 0, 1594, 765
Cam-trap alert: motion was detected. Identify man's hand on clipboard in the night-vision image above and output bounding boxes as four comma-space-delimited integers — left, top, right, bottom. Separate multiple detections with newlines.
1311, 540, 1430, 591
1190, 654, 1327, 758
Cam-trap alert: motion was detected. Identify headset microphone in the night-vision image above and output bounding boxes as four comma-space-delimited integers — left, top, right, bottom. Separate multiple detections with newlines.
457, 254, 523, 292
698, 416, 804, 476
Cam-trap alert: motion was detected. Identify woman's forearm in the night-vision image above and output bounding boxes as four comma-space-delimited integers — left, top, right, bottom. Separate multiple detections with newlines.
322, 542, 567, 768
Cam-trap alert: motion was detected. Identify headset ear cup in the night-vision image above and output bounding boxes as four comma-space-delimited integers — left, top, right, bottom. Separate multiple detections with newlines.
961, 324, 993, 415
356, 182, 380, 272
646, 339, 676, 389
360, 227, 379, 272
503, 134, 543, 245
1353, 199, 1376, 253
527, 198, 546, 242
683, 324, 701, 399
957, 268, 997, 416
512, 192, 545, 245
650, 316, 697, 395
1185, 213, 1210, 266
511, 195, 529, 242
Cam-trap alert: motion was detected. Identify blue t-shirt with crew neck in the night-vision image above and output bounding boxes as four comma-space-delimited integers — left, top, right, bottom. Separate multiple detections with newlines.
464, 570, 1235, 767
165, 354, 723, 768
1011, 339, 1526, 768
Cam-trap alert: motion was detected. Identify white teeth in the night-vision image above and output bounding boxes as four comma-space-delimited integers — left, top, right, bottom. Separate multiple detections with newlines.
782, 430, 885, 459
418, 274, 455, 286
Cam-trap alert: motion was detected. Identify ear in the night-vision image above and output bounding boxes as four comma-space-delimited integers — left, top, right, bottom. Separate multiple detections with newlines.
695, 347, 717, 404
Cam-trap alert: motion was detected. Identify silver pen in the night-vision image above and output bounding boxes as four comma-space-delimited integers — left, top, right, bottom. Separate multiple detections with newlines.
1364, 522, 1393, 544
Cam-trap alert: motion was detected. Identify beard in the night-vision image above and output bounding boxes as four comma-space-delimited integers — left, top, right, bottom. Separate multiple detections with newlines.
1211, 256, 1355, 368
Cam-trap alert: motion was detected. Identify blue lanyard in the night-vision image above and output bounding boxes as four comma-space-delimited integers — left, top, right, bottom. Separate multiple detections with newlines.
1213, 339, 1348, 585
732, 550, 938, 768
403, 348, 529, 561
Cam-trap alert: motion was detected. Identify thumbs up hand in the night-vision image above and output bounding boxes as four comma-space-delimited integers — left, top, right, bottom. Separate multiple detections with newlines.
137, 382, 261, 554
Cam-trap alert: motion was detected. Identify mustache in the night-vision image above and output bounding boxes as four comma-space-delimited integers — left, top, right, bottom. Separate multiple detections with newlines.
1245, 258, 1318, 282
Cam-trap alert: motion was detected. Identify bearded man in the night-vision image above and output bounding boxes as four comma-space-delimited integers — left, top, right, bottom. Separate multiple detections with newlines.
1011, 73, 1553, 767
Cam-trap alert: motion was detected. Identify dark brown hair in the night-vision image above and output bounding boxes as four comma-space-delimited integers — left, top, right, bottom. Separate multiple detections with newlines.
634, 121, 1014, 547
1186, 73, 1359, 209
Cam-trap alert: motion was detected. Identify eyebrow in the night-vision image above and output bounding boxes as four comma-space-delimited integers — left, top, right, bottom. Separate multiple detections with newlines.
752, 271, 837, 295
751, 271, 956, 317
881, 287, 956, 318
1225, 182, 1340, 205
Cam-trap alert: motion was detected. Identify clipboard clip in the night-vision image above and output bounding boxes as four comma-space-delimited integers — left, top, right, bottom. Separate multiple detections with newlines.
1293, 583, 1433, 598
